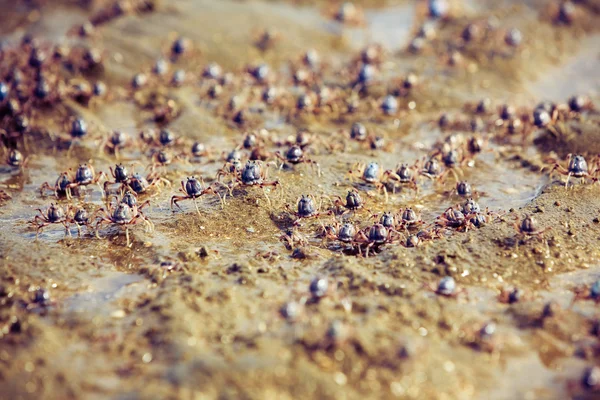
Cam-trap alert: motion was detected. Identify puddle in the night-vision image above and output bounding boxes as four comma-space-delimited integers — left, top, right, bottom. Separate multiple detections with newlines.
528, 34, 600, 101
345, 4, 416, 51
64, 271, 147, 315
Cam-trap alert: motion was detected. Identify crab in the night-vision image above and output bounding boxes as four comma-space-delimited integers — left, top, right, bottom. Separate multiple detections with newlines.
383, 162, 420, 192
571, 280, 600, 305
549, 1, 579, 25
103, 130, 131, 158
216, 160, 280, 205
24, 287, 57, 312
390, 73, 419, 97
65, 164, 107, 198
152, 99, 182, 124
398, 207, 425, 230
531, 101, 572, 137
450, 180, 485, 198
567, 95, 594, 114
189, 141, 212, 160
468, 209, 502, 228
67, 80, 107, 107
347, 162, 388, 201
253, 28, 280, 52
94, 199, 153, 247
404, 228, 444, 248
275, 145, 321, 175
353, 223, 402, 257
321, 220, 358, 247
39, 172, 72, 198
498, 287, 530, 304
375, 211, 397, 229
103, 163, 132, 194
436, 207, 473, 231
286, 194, 330, 225
303, 277, 352, 313
324, 2, 366, 26
424, 276, 468, 299
437, 149, 471, 179
420, 157, 448, 182
5, 149, 28, 169
127, 170, 171, 195
462, 321, 501, 353
245, 63, 272, 85
149, 149, 188, 172
279, 227, 310, 250
331, 188, 365, 215
279, 300, 306, 322
71, 207, 92, 237
32, 203, 70, 238
546, 154, 598, 187
61, 117, 89, 149
514, 214, 551, 241
567, 366, 600, 397
139, 128, 183, 149
171, 176, 220, 216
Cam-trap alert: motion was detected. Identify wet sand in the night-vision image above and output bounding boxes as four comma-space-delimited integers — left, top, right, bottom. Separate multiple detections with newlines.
1, 0, 600, 399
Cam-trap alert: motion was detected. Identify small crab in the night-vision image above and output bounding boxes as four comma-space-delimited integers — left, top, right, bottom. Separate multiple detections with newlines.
398, 207, 424, 229
33, 203, 69, 238
6, 149, 28, 169
40, 172, 73, 198
140, 128, 182, 149
171, 176, 219, 216
66, 164, 107, 198
253, 28, 280, 51
377, 211, 396, 228
425, 276, 468, 299
498, 287, 530, 304
436, 207, 472, 231
514, 214, 551, 240
279, 300, 305, 322
104, 163, 131, 194
451, 181, 485, 198
547, 154, 598, 187
71, 207, 91, 237
275, 145, 321, 175
571, 280, 600, 305
189, 142, 211, 160
353, 223, 401, 257
325, 2, 366, 26
94, 200, 153, 247
567, 366, 600, 396
380, 95, 399, 116
464, 321, 501, 353
103, 130, 131, 158
216, 160, 280, 205
279, 227, 309, 249
404, 229, 443, 248
309, 276, 333, 300
349, 122, 368, 142
384, 162, 419, 192
567, 95, 593, 114
420, 157, 447, 181
332, 189, 364, 214
286, 194, 330, 225
321, 220, 358, 246
127, 170, 170, 195
348, 162, 388, 201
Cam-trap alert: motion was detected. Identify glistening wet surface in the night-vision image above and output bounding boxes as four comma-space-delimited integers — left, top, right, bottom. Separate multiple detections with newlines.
1, 1, 600, 399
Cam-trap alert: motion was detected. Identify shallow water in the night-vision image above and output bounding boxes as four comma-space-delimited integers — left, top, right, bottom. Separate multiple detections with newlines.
1, 1, 600, 399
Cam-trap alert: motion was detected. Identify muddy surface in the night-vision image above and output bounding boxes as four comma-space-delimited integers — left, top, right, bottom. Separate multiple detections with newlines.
1, 0, 600, 399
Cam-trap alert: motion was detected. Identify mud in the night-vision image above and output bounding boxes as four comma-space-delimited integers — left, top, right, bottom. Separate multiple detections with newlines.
1, 0, 600, 399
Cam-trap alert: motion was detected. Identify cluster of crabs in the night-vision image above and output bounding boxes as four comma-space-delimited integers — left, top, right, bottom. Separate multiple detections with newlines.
1, 0, 600, 396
